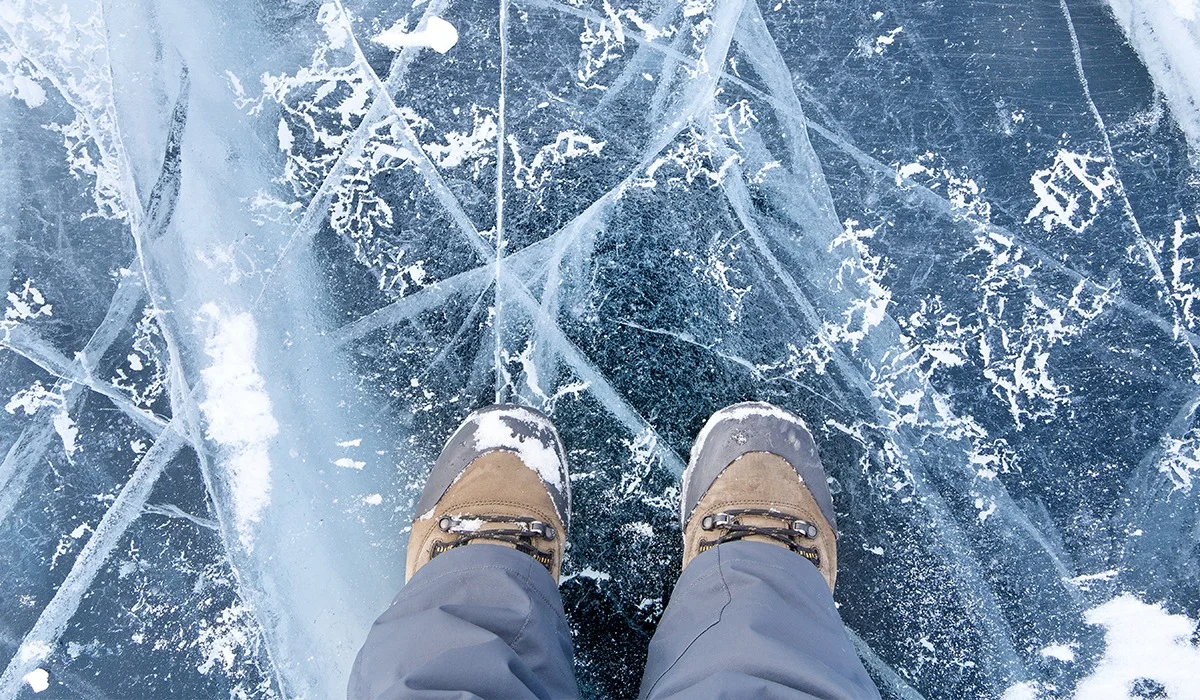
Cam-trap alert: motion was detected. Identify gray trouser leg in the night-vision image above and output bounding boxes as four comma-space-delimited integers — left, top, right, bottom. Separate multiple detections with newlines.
348, 544, 580, 700
639, 541, 882, 700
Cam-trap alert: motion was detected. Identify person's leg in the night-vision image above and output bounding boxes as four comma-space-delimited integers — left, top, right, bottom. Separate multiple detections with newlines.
639, 402, 881, 700
349, 405, 580, 700
639, 541, 879, 699
348, 543, 578, 699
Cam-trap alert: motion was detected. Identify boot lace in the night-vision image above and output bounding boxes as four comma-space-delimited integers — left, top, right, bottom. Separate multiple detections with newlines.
431, 515, 557, 572
699, 508, 821, 566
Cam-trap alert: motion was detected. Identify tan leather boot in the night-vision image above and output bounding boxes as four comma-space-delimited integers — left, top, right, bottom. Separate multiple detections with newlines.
681, 402, 839, 591
406, 405, 571, 582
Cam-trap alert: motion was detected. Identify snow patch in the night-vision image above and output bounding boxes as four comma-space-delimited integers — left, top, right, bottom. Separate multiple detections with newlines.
704, 402, 805, 430
195, 603, 258, 676
1075, 594, 1200, 699
1040, 643, 1075, 662
974, 497, 997, 522
51, 410, 79, 459
871, 26, 904, 54
623, 521, 654, 537
5, 381, 63, 416
276, 118, 294, 152
471, 410, 564, 490
453, 517, 484, 532
894, 152, 992, 224
334, 457, 365, 470
195, 304, 279, 550
686, 402, 807, 520
0, 45, 47, 108
17, 640, 50, 664
372, 16, 459, 54
22, 668, 48, 693
1168, 0, 1198, 19
562, 567, 612, 583
313, 2, 350, 49
4, 380, 79, 459
1066, 569, 1119, 591
1001, 681, 1044, 700
9, 74, 45, 108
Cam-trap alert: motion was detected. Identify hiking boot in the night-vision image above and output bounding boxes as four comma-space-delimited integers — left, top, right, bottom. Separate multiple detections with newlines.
681, 402, 839, 590
406, 404, 571, 583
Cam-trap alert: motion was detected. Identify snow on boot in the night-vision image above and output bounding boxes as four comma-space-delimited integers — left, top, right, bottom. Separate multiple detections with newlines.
405, 404, 571, 582
681, 402, 840, 591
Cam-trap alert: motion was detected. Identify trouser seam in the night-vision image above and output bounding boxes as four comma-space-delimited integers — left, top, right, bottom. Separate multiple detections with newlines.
640, 544, 736, 699
509, 558, 539, 648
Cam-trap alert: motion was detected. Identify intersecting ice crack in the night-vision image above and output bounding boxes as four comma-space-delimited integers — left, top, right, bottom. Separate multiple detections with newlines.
301, 0, 744, 473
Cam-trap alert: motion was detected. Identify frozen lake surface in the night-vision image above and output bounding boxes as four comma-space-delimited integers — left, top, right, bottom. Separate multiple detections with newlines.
2, 0, 1200, 697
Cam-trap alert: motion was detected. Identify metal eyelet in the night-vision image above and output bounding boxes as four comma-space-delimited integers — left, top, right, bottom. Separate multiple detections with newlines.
702, 513, 736, 530
529, 521, 556, 540
791, 520, 818, 539
438, 516, 454, 532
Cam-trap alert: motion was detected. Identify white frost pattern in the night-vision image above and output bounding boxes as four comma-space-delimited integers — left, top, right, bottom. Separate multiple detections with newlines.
110, 307, 168, 409
0, 0, 129, 220
1167, 214, 1200, 338
419, 105, 498, 173
0, 42, 46, 108
1025, 150, 1117, 233
634, 100, 757, 190
1154, 425, 1200, 490
3, 279, 53, 326
820, 219, 892, 351
508, 130, 606, 192
575, 1, 677, 91
674, 234, 754, 322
